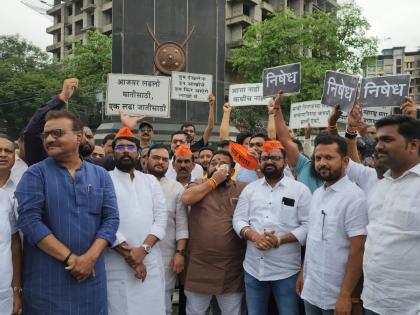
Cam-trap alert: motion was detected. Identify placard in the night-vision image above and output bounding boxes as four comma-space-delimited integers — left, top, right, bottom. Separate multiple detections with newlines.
289, 100, 392, 129
229, 83, 266, 106
321, 71, 359, 112
106, 73, 171, 118
359, 74, 411, 108
171, 72, 213, 102
262, 63, 301, 97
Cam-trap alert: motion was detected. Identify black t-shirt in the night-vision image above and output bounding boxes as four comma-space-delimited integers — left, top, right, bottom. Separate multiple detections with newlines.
190, 137, 206, 152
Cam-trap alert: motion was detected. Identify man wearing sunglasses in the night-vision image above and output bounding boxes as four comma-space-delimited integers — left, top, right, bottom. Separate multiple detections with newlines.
106, 127, 167, 315
15, 110, 119, 315
138, 121, 156, 150
233, 140, 312, 315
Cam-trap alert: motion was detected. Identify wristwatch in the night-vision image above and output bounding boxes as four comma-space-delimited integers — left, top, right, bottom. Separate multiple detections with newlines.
175, 249, 186, 256
141, 244, 152, 254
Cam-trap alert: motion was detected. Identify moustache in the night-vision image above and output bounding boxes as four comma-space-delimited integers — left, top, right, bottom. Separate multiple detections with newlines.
318, 166, 330, 172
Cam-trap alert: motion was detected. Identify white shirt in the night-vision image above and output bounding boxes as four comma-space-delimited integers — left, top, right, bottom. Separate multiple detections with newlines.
301, 176, 368, 310
158, 176, 188, 290
346, 159, 379, 193
11, 155, 27, 185
106, 169, 167, 315
166, 157, 203, 182
362, 163, 420, 315
233, 176, 311, 281
0, 189, 17, 315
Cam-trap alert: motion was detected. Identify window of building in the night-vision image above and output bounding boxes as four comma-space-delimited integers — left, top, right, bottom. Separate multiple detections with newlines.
410, 87, 414, 94
90, 14, 95, 26
417, 86, 420, 93
417, 69, 420, 77
56, 32, 61, 43
377, 59, 384, 65
396, 59, 402, 66
66, 25, 72, 36
406, 62, 414, 69
67, 5, 73, 16
417, 60, 420, 67
55, 14, 61, 23
396, 67, 401, 74
243, 4, 251, 16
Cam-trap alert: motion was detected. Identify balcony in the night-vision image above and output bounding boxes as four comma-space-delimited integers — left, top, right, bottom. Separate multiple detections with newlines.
47, 5, 62, 15
226, 15, 254, 26
81, 3, 96, 12
82, 25, 97, 32
102, 24, 112, 34
46, 23, 63, 34
101, 1, 112, 12
46, 42, 61, 52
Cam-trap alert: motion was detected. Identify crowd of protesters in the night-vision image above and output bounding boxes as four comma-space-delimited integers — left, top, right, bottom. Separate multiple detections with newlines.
1, 78, 420, 315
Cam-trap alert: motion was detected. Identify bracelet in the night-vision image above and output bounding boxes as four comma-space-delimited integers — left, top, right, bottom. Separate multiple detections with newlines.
327, 125, 337, 130
175, 249, 186, 257
208, 178, 217, 190
242, 227, 251, 239
13, 287, 22, 293
345, 129, 357, 139
276, 236, 282, 248
63, 251, 73, 266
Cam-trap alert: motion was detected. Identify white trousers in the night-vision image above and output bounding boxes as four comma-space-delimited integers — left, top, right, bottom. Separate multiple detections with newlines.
165, 289, 173, 315
185, 290, 243, 315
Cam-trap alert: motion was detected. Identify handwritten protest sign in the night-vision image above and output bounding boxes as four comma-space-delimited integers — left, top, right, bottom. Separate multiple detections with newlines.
228, 83, 266, 106
321, 71, 359, 112
106, 74, 171, 118
171, 72, 212, 102
289, 100, 392, 129
263, 63, 301, 97
360, 74, 410, 108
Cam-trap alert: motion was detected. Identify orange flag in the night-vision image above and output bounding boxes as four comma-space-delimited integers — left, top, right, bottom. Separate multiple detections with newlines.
229, 142, 259, 170
115, 127, 135, 139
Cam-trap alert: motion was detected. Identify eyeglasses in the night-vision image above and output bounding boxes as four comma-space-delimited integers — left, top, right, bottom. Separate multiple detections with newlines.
115, 144, 137, 152
41, 129, 75, 140
261, 156, 284, 162
140, 128, 153, 133
150, 155, 169, 163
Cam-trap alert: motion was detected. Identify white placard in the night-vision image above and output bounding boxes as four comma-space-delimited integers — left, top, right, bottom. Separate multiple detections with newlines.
289, 100, 392, 129
106, 73, 171, 118
171, 72, 213, 102
229, 83, 266, 106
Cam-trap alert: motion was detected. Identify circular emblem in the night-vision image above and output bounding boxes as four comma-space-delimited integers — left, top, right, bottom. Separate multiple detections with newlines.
154, 42, 186, 75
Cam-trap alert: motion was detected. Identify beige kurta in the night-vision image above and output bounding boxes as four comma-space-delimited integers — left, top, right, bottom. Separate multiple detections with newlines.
184, 179, 247, 294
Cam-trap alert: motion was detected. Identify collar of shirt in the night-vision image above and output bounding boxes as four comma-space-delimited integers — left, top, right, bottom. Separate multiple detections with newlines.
383, 162, 420, 181
321, 175, 349, 192
261, 175, 287, 190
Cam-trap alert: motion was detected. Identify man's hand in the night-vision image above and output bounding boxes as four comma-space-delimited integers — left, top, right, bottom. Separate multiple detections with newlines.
134, 263, 147, 282
254, 231, 277, 250
211, 168, 229, 186
401, 97, 417, 118
223, 102, 232, 113
304, 123, 312, 139
120, 111, 145, 129
124, 246, 147, 266
334, 294, 352, 315
58, 78, 79, 103
172, 253, 185, 274
208, 94, 216, 107
267, 99, 275, 115
296, 270, 304, 296
347, 103, 363, 132
12, 290, 22, 315
328, 104, 343, 127
274, 91, 284, 108
65, 254, 96, 282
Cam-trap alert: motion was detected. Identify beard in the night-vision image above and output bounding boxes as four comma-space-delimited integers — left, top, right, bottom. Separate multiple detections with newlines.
261, 164, 284, 180
79, 143, 94, 157
316, 166, 342, 182
148, 164, 167, 178
116, 156, 136, 172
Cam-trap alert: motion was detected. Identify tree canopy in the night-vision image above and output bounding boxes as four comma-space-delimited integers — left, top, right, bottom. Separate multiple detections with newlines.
229, 3, 378, 131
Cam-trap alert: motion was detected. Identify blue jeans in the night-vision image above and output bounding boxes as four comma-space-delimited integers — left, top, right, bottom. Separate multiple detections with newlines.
244, 271, 300, 315
364, 310, 380, 315
304, 301, 334, 315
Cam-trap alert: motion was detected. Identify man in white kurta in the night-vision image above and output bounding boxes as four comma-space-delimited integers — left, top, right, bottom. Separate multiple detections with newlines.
146, 144, 189, 315
105, 129, 168, 315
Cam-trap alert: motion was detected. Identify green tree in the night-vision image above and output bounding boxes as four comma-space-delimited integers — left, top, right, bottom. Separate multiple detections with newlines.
62, 31, 112, 127
229, 3, 378, 131
0, 35, 63, 138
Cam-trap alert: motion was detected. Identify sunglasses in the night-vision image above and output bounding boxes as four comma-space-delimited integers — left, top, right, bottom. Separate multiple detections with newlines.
261, 156, 284, 162
115, 144, 137, 152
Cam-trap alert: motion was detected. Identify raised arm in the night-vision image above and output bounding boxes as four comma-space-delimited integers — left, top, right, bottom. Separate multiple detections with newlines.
272, 92, 300, 167
202, 94, 215, 145
24, 78, 78, 166
220, 102, 232, 141
345, 104, 363, 164
267, 99, 276, 140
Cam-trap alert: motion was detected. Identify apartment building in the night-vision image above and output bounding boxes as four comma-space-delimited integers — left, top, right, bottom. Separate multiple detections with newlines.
46, 0, 112, 59
364, 47, 420, 104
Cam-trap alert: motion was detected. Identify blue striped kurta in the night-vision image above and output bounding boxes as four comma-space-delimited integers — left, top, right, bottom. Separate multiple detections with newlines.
15, 157, 119, 315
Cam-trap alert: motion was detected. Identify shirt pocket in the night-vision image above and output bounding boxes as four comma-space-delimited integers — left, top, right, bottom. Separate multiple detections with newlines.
279, 203, 298, 228
322, 214, 338, 241
88, 188, 104, 215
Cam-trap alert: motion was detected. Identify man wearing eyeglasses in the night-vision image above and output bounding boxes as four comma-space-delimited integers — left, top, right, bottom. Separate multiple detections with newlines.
233, 140, 311, 315
146, 144, 188, 315
138, 121, 156, 150
106, 127, 167, 315
15, 110, 119, 315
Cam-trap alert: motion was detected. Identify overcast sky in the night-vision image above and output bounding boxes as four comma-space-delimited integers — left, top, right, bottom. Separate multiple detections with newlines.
1, 0, 419, 54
